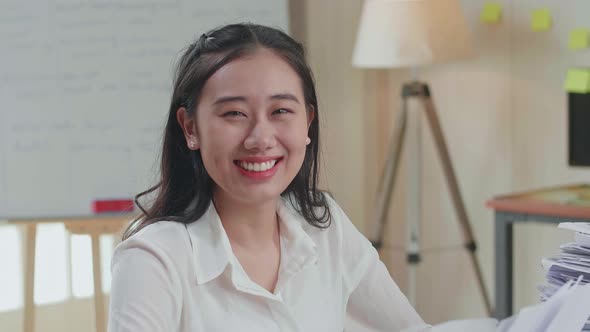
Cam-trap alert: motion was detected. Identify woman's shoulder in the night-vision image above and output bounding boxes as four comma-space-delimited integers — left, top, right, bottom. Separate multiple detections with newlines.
122, 220, 191, 247
285, 191, 360, 241
283, 191, 347, 221
315, 192, 372, 250
321, 191, 346, 218
109, 221, 190, 320
316, 191, 354, 230
113, 220, 193, 269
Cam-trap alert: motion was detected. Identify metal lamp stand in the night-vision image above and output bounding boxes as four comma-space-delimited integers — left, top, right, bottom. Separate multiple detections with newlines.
371, 81, 492, 316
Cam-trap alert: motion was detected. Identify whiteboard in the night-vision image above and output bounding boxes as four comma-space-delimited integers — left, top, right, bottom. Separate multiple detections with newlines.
0, 0, 289, 219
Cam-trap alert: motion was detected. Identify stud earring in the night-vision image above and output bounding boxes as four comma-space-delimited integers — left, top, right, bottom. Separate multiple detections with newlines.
189, 139, 199, 149
305, 137, 311, 145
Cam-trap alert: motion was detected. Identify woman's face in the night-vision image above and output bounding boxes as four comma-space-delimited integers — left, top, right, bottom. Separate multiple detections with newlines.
184, 48, 313, 206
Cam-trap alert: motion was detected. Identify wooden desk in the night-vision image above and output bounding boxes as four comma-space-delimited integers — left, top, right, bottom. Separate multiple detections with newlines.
8, 215, 133, 332
486, 184, 590, 319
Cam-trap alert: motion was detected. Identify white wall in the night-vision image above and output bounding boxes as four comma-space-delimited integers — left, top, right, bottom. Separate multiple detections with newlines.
305, 0, 590, 324
502, 0, 590, 314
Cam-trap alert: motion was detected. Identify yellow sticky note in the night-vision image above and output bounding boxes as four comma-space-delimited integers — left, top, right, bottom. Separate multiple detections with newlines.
569, 29, 590, 50
564, 69, 590, 93
481, 3, 502, 23
531, 8, 551, 32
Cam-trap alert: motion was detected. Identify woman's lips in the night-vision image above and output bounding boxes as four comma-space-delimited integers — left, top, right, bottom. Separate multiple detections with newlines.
234, 157, 283, 179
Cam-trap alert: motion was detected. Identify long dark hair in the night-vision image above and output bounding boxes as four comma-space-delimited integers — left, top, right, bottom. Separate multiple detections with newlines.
123, 23, 331, 240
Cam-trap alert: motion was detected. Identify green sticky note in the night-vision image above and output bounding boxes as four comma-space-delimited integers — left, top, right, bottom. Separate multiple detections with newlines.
564, 69, 590, 93
481, 3, 502, 23
569, 29, 590, 50
531, 8, 551, 32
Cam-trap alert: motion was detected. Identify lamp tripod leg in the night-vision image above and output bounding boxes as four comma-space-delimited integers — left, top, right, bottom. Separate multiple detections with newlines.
421, 94, 493, 316
373, 92, 424, 305
406, 96, 423, 306
371, 95, 408, 249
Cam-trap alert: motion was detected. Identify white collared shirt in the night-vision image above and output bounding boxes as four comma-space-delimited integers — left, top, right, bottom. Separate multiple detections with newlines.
108, 194, 429, 331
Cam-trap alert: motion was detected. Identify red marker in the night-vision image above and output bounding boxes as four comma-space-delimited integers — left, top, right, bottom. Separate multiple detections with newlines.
92, 199, 134, 214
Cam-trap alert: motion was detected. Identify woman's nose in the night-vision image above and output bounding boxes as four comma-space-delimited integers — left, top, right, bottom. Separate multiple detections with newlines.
243, 120, 276, 151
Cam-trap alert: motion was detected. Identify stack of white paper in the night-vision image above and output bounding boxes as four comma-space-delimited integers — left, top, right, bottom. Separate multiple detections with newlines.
406, 278, 590, 332
402, 223, 590, 332
539, 222, 590, 330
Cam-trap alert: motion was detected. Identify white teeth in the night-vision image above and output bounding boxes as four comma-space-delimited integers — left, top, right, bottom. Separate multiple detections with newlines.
238, 159, 277, 172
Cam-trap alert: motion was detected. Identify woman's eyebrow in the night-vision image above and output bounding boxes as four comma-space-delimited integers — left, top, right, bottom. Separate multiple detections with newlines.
212, 96, 246, 105
269, 93, 300, 104
213, 93, 300, 105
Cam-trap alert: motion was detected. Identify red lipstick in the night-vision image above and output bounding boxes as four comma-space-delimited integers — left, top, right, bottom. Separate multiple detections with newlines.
234, 157, 283, 180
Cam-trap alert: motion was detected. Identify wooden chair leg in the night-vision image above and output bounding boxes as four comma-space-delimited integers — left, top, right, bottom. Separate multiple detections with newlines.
91, 234, 106, 332
24, 224, 37, 332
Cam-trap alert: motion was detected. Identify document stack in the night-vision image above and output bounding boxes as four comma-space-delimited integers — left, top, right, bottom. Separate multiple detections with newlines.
402, 222, 590, 332
539, 222, 590, 331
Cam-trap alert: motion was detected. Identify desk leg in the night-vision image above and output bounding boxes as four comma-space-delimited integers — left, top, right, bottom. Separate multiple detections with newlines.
91, 234, 106, 332
495, 212, 513, 319
24, 224, 36, 332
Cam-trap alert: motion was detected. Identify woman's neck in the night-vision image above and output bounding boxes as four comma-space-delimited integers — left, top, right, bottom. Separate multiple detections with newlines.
213, 191, 280, 250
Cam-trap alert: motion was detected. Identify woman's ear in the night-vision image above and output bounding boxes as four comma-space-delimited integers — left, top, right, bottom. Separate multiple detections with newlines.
176, 107, 200, 150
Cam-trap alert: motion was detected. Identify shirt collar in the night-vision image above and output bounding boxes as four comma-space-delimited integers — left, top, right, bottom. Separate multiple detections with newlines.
186, 196, 319, 287
187, 201, 232, 285
276, 197, 318, 271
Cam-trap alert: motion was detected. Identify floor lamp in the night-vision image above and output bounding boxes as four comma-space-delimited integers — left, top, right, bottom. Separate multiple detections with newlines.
352, 0, 492, 315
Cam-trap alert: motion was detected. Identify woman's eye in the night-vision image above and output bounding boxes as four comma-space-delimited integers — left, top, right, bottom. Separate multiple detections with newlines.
273, 108, 291, 115
223, 111, 245, 117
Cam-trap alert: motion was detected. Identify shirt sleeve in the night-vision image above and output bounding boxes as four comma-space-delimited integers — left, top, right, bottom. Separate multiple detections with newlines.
108, 238, 182, 332
344, 247, 431, 332
324, 194, 429, 331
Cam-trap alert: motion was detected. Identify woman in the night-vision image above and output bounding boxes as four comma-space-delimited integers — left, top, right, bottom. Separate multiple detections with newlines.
108, 23, 429, 332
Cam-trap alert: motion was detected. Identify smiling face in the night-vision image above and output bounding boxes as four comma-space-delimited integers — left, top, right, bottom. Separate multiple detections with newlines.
179, 48, 313, 207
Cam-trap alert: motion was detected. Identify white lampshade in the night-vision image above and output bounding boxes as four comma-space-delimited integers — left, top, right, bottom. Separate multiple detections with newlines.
352, 0, 474, 68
